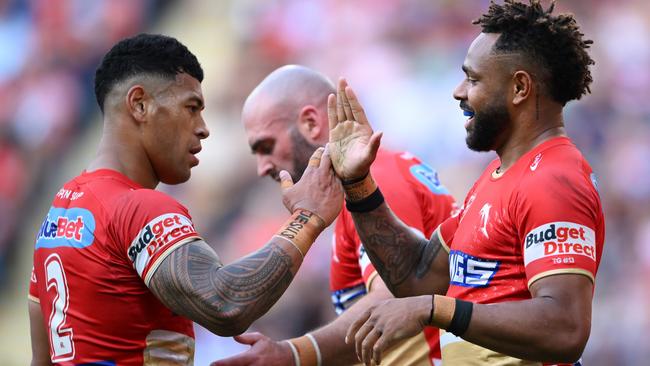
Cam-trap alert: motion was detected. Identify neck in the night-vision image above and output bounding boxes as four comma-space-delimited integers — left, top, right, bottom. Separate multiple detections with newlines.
495, 105, 565, 172
87, 119, 159, 189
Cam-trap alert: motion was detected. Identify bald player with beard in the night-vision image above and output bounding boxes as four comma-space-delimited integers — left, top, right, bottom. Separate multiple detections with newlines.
212, 65, 455, 366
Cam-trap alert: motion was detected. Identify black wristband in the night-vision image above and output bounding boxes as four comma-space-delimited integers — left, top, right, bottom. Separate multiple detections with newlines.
428, 295, 435, 325
345, 188, 384, 213
341, 172, 369, 186
447, 299, 473, 336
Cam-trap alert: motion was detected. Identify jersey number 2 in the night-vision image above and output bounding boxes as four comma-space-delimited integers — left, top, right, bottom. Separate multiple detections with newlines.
45, 254, 75, 362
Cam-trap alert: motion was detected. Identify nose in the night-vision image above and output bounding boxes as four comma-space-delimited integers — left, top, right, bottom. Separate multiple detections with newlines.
453, 79, 467, 101
196, 117, 210, 139
256, 155, 273, 177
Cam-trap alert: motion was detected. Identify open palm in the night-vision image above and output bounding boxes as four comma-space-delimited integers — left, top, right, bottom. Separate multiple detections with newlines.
327, 79, 382, 181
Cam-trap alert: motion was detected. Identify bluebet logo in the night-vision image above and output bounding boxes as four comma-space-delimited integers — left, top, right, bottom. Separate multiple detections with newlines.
36, 207, 95, 249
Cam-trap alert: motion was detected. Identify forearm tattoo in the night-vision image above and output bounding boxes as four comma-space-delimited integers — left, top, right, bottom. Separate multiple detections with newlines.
352, 205, 441, 292
149, 240, 294, 334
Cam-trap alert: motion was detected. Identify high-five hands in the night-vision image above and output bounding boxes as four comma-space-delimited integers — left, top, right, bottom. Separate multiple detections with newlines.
327, 78, 383, 181
280, 146, 343, 227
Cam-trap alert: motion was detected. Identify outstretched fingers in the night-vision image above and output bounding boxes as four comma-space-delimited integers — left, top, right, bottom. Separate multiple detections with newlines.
365, 131, 383, 161
328, 93, 338, 132
345, 86, 371, 126
336, 80, 347, 123
338, 78, 355, 121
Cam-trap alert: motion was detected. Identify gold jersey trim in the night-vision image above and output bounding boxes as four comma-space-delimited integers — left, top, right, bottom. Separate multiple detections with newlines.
436, 227, 450, 253
527, 268, 594, 288
28, 294, 40, 303
365, 271, 379, 292
144, 236, 202, 286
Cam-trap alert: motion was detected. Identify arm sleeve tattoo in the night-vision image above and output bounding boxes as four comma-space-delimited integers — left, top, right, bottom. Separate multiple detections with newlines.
149, 239, 295, 336
351, 203, 445, 296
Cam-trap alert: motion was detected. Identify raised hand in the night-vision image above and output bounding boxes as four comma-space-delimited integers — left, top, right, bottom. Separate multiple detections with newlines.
345, 296, 432, 365
280, 146, 343, 226
328, 78, 383, 181
210, 332, 293, 366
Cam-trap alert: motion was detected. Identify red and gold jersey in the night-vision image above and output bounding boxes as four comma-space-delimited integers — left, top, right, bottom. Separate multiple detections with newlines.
437, 137, 604, 365
29, 169, 200, 365
331, 149, 456, 365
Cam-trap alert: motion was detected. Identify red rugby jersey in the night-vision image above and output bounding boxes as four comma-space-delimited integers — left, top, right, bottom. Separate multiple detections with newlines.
331, 149, 456, 365
29, 169, 200, 365
436, 136, 604, 365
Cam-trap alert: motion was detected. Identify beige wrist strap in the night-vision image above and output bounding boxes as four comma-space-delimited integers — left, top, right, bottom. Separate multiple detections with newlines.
288, 334, 321, 366
343, 174, 378, 202
431, 295, 456, 329
274, 209, 325, 258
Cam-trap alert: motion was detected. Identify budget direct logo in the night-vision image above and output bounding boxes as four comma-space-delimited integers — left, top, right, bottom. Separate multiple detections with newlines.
523, 222, 596, 266
35, 207, 96, 249
128, 213, 196, 276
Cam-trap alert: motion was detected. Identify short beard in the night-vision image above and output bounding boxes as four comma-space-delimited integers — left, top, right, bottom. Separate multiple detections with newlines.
465, 98, 511, 152
289, 127, 321, 182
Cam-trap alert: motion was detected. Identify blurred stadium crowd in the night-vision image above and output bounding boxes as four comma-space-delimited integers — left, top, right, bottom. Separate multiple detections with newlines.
1, 0, 648, 365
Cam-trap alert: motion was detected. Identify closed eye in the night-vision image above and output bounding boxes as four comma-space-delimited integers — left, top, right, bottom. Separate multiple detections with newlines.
251, 139, 274, 155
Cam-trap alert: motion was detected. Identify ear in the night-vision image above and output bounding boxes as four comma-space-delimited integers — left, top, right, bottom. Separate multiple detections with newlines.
125, 85, 148, 123
512, 70, 533, 106
295, 105, 323, 141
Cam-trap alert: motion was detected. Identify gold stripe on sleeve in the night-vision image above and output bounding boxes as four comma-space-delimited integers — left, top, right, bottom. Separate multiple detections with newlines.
527, 268, 594, 288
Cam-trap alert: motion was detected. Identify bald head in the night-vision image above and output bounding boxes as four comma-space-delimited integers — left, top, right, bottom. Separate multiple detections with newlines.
243, 65, 335, 122
242, 65, 334, 182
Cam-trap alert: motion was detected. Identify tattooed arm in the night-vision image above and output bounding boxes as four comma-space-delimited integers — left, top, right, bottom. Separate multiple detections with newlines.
149, 147, 343, 336
350, 203, 450, 298
149, 237, 301, 336
327, 79, 449, 298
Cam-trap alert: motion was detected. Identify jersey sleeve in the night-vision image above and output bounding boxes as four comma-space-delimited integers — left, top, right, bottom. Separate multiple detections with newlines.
403, 157, 457, 238
436, 181, 477, 253
358, 151, 449, 285
436, 213, 459, 253
516, 162, 603, 288
28, 266, 39, 303
330, 211, 367, 315
108, 189, 201, 286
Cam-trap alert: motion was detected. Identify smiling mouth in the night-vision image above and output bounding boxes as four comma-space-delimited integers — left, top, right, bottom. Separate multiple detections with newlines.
461, 108, 475, 129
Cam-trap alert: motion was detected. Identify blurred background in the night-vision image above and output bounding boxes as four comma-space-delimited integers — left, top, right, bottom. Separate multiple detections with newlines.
1, 0, 648, 364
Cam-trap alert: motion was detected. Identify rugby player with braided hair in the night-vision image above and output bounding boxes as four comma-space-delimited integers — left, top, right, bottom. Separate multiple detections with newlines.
327, 1, 603, 365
